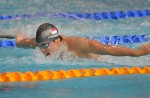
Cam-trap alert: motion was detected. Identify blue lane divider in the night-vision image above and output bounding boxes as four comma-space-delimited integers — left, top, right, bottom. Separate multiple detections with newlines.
69, 10, 150, 20
0, 40, 16, 47
87, 35, 150, 45
0, 35, 149, 47
0, 10, 150, 21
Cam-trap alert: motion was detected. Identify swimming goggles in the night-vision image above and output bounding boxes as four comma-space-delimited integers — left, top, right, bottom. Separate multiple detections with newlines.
39, 42, 50, 48
38, 36, 63, 48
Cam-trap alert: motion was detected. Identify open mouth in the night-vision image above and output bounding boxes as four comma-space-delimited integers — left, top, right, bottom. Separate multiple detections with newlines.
45, 53, 50, 56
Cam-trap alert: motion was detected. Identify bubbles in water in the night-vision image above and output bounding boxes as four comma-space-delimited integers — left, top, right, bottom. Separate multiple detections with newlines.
0, 0, 150, 68
33, 44, 79, 64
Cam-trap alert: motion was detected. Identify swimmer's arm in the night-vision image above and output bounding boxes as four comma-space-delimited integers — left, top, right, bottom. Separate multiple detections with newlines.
88, 40, 150, 56
16, 38, 36, 49
16, 32, 36, 49
76, 38, 150, 57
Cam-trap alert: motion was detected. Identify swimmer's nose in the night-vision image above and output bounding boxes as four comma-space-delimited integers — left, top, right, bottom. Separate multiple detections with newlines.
40, 48, 50, 56
40, 47, 46, 52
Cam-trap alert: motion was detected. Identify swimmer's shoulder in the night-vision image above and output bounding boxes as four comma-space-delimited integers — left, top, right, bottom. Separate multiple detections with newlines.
60, 35, 78, 40
61, 35, 90, 44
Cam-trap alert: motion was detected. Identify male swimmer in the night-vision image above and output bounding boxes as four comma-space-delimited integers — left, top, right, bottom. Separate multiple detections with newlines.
16, 23, 150, 59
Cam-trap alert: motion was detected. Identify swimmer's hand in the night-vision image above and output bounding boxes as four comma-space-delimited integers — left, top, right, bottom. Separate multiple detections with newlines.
16, 32, 25, 42
138, 43, 150, 56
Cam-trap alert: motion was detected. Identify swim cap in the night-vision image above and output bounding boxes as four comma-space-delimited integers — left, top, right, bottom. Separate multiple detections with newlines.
36, 23, 60, 44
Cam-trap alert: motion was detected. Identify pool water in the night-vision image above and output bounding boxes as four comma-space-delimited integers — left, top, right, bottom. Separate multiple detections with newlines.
0, 0, 150, 98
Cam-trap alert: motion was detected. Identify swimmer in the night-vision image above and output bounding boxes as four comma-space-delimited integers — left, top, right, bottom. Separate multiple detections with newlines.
16, 23, 150, 59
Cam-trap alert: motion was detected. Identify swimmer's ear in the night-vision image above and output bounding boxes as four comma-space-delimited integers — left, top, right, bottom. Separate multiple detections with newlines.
59, 36, 63, 41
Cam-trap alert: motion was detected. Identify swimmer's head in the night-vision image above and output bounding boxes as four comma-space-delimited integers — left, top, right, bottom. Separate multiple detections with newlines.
36, 23, 61, 45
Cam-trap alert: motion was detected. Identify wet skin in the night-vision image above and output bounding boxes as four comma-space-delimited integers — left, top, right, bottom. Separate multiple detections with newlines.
16, 33, 150, 59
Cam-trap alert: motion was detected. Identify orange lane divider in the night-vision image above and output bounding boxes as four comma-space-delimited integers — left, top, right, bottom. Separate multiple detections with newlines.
0, 66, 149, 82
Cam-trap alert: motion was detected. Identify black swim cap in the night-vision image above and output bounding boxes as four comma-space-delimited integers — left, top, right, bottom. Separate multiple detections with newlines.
36, 23, 60, 44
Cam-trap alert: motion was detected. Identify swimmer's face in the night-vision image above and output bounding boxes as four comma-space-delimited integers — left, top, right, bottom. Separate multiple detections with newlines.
39, 42, 51, 56
38, 38, 62, 56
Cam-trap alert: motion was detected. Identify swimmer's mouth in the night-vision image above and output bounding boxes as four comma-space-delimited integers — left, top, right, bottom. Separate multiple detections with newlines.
40, 49, 52, 56
45, 53, 50, 56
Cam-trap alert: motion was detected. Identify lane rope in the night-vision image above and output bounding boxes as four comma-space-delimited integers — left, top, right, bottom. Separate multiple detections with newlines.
0, 35, 149, 47
0, 66, 149, 82
0, 9, 150, 21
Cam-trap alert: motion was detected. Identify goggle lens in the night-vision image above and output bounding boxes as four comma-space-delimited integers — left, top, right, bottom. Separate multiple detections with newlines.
40, 43, 49, 48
